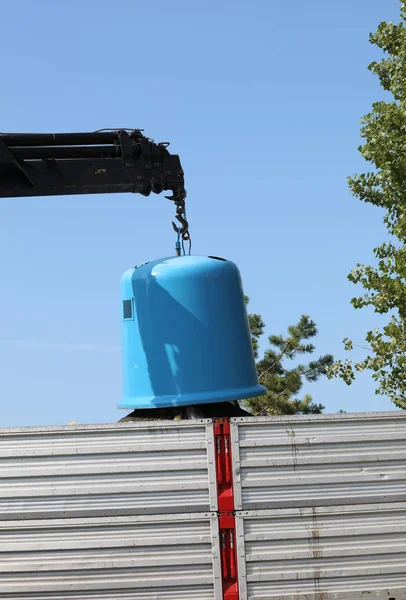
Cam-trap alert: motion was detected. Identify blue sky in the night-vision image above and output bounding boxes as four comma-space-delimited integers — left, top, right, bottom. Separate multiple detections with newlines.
0, 0, 401, 427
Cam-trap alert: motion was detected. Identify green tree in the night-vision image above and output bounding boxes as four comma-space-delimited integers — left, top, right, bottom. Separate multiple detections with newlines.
327, 2, 406, 409
245, 297, 333, 415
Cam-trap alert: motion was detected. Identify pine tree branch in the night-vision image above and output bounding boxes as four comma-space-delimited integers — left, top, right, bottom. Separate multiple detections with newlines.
247, 306, 332, 415
253, 388, 293, 415
258, 341, 291, 380
298, 366, 321, 377
271, 388, 291, 401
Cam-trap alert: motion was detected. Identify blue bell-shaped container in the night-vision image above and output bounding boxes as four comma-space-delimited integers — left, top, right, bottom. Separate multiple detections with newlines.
119, 255, 265, 409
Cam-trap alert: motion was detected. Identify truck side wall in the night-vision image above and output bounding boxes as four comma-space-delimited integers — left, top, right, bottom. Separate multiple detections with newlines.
1, 412, 406, 600
231, 412, 406, 600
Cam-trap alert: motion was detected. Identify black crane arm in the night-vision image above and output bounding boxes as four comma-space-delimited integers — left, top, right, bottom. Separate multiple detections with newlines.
0, 129, 188, 235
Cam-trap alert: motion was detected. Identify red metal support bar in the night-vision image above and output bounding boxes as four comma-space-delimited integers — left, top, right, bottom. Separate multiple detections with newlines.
214, 419, 234, 512
214, 418, 239, 600
219, 516, 238, 600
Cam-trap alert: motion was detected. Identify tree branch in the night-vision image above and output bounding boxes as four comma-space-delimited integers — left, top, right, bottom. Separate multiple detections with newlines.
258, 341, 291, 380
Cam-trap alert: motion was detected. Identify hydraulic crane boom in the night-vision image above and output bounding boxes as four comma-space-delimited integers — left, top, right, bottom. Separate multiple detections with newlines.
0, 128, 189, 236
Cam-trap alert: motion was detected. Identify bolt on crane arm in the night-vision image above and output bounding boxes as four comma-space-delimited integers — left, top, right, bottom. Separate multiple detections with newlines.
0, 129, 188, 234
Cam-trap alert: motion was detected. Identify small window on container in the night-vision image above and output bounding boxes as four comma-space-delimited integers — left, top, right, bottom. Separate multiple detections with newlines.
123, 299, 134, 320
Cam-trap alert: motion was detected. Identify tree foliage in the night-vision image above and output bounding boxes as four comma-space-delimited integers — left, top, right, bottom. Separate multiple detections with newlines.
327, 3, 406, 409
245, 297, 333, 415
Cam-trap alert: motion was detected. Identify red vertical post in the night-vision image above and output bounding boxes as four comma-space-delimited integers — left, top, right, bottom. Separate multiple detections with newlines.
214, 418, 239, 600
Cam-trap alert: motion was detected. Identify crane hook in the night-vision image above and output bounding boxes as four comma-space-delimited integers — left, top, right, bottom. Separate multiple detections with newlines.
172, 214, 189, 238
166, 188, 190, 243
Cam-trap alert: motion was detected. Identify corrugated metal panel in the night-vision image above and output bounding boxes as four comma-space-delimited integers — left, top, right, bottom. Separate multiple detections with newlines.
0, 512, 222, 600
236, 503, 406, 600
0, 420, 217, 519
231, 412, 406, 510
